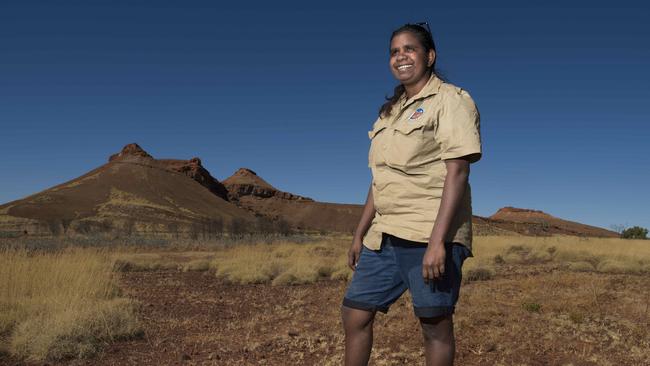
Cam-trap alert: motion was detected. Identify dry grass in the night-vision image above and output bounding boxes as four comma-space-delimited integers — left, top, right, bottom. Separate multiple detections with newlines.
0, 248, 142, 361
212, 239, 351, 285
95, 235, 650, 290
95, 235, 650, 286
464, 235, 650, 277
207, 235, 650, 285
112, 251, 216, 272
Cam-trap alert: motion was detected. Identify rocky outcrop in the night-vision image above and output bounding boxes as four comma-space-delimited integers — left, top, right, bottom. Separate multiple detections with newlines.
107, 144, 229, 201
158, 158, 229, 201
108, 143, 153, 162
223, 168, 313, 202
489, 207, 553, 222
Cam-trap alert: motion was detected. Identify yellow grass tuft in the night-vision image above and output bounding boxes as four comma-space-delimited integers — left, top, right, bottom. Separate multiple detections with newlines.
465, 236, 650, 276
212, 240, 349, 285
0, 248, 142, 361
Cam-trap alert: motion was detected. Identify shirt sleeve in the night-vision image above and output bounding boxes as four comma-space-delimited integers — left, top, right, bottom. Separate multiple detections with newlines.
434, 88, 482, 163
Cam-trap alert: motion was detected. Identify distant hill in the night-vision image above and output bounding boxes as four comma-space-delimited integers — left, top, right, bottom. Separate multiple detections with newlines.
0, 144, 619, 239
222, 168, 362, 233
0, 144, 254, 236
484, 206, 618, 237
219, 169, 618, 238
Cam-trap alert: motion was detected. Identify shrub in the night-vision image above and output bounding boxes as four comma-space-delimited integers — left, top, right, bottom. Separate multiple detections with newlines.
212, 240, 347, 285
567, 261, 595, 272
181, 259, 211, 272
522, 301, 542, 313
464, 267, 494, 282
621, 226, 648, 240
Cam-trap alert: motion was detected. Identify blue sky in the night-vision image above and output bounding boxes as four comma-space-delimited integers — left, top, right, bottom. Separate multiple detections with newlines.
1, 0, 648, 231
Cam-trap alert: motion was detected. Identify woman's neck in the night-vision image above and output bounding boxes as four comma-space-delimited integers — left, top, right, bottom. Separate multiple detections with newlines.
404, 72, 433, 98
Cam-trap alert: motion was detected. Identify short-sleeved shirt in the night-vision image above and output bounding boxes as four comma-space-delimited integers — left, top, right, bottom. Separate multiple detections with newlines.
362, 74, 482, 252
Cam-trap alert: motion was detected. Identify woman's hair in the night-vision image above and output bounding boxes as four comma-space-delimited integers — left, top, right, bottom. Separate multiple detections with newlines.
378, 23, 444, 118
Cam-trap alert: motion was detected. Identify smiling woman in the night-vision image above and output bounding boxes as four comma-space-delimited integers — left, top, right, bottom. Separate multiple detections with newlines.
379, 23, 443, 118
341, 23, 482, 366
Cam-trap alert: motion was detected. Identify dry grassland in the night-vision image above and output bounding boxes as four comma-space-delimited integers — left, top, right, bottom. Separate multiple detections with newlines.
1, 235, 649, 365
144, 235, 649, 286
0, 248, 142, 362
466, 235, 650, 275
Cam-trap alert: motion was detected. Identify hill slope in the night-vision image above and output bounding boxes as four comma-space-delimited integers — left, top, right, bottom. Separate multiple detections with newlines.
223, 168, 362, 233
486, 207, 618, 237
0, 144, 254, 236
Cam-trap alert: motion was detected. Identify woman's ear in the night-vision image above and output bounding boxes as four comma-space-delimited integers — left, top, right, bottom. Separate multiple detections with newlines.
428, 50, 436, 67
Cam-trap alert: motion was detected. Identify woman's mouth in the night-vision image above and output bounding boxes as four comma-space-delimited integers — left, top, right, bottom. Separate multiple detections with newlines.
396, 64, 414, 71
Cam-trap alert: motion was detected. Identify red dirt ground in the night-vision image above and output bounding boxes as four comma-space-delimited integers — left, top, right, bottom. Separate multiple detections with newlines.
2, 265, 648, 366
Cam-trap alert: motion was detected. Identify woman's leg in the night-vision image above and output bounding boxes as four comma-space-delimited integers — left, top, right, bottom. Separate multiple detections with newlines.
389, 239, 469, 366
420, 314, 455, 366
341, 305, 376, 366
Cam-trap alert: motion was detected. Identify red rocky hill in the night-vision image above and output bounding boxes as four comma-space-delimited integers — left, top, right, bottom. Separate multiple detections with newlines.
0, 144, 619, 238
485, 207, 618, 237
222, 168, 362, 233
0, 144, 254, 236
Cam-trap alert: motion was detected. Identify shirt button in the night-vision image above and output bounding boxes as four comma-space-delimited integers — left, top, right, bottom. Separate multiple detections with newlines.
382, 144, 387, 150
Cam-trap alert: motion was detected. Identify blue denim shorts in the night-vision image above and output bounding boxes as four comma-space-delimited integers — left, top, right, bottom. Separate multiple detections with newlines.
342, 233, 472, 318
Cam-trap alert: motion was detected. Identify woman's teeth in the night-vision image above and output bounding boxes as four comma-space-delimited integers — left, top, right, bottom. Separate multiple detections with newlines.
397, 64, 413, 70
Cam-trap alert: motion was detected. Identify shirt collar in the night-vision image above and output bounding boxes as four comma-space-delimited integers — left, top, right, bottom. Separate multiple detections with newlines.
399, 73, 443, 110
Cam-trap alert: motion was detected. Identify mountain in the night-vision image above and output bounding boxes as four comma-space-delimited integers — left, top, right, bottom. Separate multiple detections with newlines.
484, 207, 618, 237
0, 144, 255, 236
219, 169, 618, 238
0, 144, 619, 239
222, 168, 362, 233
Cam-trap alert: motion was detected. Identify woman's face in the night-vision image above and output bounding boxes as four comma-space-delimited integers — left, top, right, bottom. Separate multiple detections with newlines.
389, 31, 434, 87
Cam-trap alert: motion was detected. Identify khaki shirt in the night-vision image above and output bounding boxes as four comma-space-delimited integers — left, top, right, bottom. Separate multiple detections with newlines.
362, 74, 482, 252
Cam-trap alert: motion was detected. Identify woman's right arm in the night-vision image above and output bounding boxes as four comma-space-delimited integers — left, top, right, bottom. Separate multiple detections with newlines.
348, 181, 376, 270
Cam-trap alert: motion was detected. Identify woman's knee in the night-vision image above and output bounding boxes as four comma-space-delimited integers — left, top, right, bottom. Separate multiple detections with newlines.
419, 314, 454, 342
341, 305, 376, 332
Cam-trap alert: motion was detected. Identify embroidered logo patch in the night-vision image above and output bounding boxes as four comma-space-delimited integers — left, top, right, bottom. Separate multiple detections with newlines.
409, 108, 424, 120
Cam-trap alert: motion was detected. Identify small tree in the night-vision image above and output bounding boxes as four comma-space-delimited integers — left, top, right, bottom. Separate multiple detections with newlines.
621, 226, 648, 239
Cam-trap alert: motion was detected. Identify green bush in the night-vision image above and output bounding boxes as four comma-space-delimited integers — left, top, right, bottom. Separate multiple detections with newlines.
621, 226, 648, 239
522, 301, 542, 313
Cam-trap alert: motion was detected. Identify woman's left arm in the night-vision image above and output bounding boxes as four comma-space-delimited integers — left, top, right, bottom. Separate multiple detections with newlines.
422, 157, 473, 283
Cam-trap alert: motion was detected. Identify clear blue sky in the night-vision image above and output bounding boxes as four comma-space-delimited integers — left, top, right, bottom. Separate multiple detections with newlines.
1, 0, 649, 231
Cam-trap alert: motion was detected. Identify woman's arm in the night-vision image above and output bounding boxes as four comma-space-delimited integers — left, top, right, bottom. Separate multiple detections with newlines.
422, 158, 472, 282
348, 181, 376, 270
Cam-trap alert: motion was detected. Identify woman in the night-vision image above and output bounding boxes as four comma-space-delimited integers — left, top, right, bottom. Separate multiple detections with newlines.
341, 23, 482, 366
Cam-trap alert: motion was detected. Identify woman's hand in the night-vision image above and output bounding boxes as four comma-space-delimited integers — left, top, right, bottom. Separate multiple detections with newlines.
348, 236, 363, 270
422, 241, 446, 282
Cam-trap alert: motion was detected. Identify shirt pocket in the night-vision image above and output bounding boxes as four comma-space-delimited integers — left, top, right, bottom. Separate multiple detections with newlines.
368, 122, 388, 167
386, 119, 428, 169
